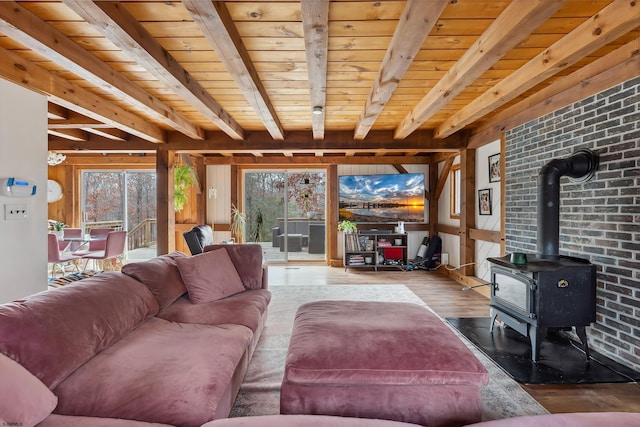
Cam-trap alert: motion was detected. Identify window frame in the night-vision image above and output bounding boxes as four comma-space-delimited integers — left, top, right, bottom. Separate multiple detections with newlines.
450, 164, 461, 219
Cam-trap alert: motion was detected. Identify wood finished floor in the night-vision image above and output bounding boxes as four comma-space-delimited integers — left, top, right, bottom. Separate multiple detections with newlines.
268, 264, 640, 414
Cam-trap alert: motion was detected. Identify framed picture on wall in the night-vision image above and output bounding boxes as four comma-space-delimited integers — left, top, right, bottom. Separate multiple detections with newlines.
478, 188, 492, 215
488, 153, 500, 182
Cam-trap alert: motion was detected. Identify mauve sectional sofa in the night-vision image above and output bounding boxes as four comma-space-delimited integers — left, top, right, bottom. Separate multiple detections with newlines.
202, 412, 640, 427
0, 244, 270, 427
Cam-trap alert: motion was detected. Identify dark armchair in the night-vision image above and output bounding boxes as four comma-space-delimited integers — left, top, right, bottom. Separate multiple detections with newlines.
183, 224, 214, 255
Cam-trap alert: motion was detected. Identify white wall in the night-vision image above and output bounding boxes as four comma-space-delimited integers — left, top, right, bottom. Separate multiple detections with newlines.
0, 79, 48, 303
474, 141, 501, 281
438, 157, 460, 266
435, 141, 501, 279
206, 164, 232, 243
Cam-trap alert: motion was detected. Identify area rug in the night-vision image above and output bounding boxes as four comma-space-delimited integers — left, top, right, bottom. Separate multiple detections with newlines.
231, 284, 548, 421
47, 270, 102, 288
447, 317, 640, 385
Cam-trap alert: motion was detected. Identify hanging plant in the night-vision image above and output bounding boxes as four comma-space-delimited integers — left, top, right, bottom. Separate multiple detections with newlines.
174, 164, 194, 212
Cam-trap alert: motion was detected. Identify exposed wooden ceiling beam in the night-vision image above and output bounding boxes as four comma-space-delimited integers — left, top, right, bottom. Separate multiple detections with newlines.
183, 0, 283, 140
49, 111, 108, 129
0, 2, 203, 140
50, 130, 464, 153
394, 0, 565, 140
354, 0, 448, 140
301, 0, 329, 140
47, 128, 87, 142
435, 0, 640, 139
47, 104, 67, 120
60, 154, 156, 166
469, 38, 640, 148
0, 45, 164, 142
56, 151, 430, 166
434, 157, 455, 200
203, 155, 431, 166
62, 0, 244, 140
393, 164, 409, 174
83, 128, 128, 141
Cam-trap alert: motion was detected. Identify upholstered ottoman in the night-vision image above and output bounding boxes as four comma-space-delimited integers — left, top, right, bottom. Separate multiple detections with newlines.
280, 301, 489, 427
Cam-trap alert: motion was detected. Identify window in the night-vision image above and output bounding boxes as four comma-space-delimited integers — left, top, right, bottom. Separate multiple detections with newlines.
450, 164, 461, 219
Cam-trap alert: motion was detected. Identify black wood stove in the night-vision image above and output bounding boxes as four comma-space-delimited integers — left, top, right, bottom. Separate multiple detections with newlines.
488, 149, 599, 362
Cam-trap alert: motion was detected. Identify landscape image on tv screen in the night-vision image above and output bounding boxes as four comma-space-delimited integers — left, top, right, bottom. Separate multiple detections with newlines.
339, 173, 425, 223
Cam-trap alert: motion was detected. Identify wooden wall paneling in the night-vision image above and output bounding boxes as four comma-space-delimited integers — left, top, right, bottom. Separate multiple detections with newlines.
459, 147, 476, 276
231, 164, 239, 242
328, 164, 338, 265
429, 157, 439, 237
194, 156, 206, 226
47, 166, 66, 223
156, 149, 172, 255
63, 164, 76, 228
436, 223, 460, 237
468, 228, 501, 244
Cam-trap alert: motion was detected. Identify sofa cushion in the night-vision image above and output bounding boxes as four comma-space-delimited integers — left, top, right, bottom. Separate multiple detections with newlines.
157, 289, 271, 332
465, 412, 640, 427
37, 414, 175, 427
0, 272, 159, 389
0, 352, 57, 426
202, 414, 423, 426
176, 248, 245, 303
53, 317, 253, 426
121, 251, 187, 309
204, 244, 264, 290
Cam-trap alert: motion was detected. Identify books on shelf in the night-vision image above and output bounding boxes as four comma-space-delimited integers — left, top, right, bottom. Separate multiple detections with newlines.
345, 234, 373, 252
347, 254, 365, 265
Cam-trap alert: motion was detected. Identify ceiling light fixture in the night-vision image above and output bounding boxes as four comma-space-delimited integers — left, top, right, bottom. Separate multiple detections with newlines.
312, 106, 323, 115
47, 151, 66, 166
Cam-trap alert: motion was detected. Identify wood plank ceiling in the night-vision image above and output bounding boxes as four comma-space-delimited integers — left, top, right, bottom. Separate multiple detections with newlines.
0, 0, 638, 159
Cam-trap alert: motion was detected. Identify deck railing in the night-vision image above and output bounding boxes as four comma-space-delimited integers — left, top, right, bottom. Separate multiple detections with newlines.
83, 219, 156, 250
84, 220, 124, 233
127, 218, 157, 250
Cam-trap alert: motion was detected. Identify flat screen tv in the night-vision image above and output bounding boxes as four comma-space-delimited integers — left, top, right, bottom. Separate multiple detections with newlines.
339, 173, 425, 223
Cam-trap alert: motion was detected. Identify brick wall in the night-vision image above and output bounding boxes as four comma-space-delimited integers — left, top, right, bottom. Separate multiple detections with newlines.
505, 77, 640, 371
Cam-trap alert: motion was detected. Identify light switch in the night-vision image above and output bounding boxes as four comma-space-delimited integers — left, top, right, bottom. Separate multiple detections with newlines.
4, 204, 29, 220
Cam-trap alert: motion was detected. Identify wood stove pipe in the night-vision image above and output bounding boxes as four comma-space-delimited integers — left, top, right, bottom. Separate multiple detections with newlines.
537, 149, 599, 260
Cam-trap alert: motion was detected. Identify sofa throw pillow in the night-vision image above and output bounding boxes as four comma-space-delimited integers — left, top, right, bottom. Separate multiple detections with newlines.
122, 251, 188, 310
203, 244, 264, 289
175, 248, 245, 303
0, 352, 58, 426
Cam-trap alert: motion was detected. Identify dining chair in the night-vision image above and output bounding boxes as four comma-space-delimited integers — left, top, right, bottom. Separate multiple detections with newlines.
48, 233, 81, 277
80, 230, 128, 271
86, 228, 113, 252
62, 227, 83, 251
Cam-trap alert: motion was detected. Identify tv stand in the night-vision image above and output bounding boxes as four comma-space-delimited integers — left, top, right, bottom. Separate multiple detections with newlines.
343, 232, 407, 271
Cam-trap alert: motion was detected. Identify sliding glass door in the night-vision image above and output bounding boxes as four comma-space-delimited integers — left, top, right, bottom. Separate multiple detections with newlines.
243, 169, 326, 263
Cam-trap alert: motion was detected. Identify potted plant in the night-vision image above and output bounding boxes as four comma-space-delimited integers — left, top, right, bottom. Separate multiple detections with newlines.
174, 164, 194, 212
230, 205, 246, 243
50, 221, 66, 239
337, 220, 357, 234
